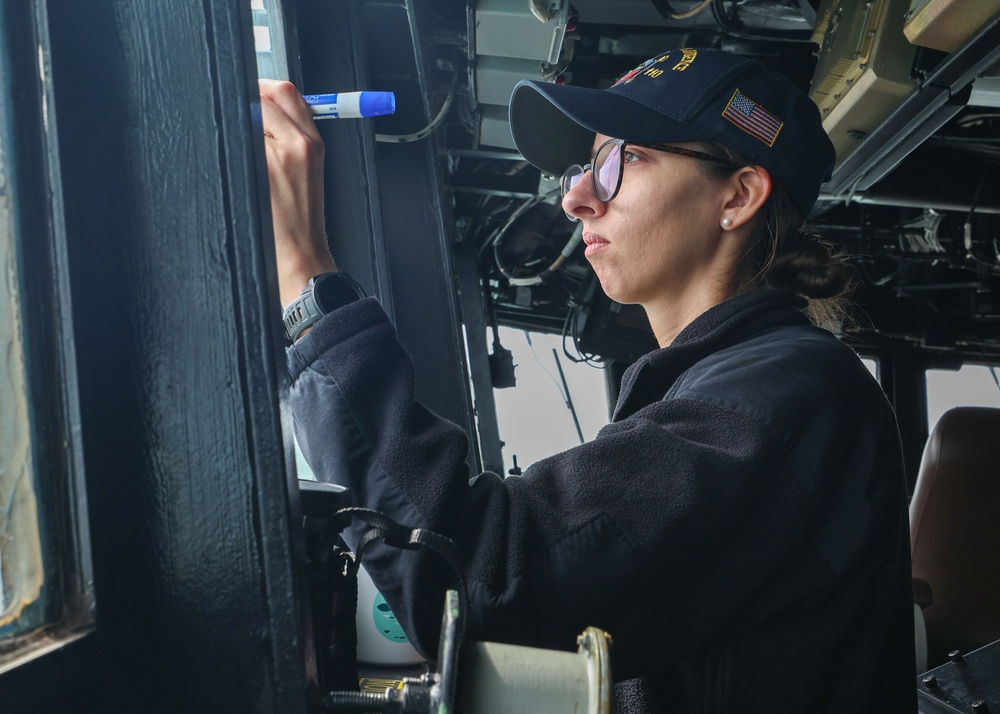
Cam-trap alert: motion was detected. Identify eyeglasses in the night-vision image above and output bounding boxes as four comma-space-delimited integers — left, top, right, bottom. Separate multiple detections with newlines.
560, 138, 742, 221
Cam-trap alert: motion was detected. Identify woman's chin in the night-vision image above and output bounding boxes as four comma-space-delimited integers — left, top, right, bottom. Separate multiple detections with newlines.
598, 282, 637, 306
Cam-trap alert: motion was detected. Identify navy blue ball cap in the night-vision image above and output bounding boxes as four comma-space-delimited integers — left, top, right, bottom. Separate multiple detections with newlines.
509, 48, 835, 218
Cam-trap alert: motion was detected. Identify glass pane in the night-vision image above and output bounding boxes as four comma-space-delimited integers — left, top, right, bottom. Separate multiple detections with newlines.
0, 9, 94, 664
252, 0, 289, 81
926, 365, 1000, 433
295, 438, 317, 481
861, 357, 878, 381
0, 172, 46, 641
493, 327, 610, 471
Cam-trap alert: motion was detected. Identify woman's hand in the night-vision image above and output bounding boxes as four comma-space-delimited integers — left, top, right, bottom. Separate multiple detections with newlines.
259, 79, 337, 308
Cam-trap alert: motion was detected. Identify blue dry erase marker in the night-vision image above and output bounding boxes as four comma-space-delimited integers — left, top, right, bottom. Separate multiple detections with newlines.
303, 91, 396, 119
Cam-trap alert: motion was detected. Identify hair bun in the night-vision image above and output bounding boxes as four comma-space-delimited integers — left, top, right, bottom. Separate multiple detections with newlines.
769, 237, 851, 299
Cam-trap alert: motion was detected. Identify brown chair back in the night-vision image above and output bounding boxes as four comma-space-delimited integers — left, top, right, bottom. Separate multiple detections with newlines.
910, 406, 1000, 667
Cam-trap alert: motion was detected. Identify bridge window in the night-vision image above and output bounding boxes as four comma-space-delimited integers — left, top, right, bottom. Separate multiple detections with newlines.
0, 12, 94, 668
926, 364, 1000, 431
493, 328, 610, 471
251, 0, 290, 81
861, 357, 879, 381
0, 192, 46, 650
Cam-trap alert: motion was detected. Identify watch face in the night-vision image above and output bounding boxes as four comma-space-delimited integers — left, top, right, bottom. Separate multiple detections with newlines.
313, 273, 363, 312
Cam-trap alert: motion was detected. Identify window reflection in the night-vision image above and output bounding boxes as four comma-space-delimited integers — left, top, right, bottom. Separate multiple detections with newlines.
0, 178, 46, 642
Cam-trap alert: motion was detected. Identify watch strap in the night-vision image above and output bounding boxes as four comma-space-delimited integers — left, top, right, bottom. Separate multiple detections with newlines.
283, 272, 366, 343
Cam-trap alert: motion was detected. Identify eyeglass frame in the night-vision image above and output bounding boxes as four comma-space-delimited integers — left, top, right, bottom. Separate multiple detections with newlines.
560, 138, 744, 211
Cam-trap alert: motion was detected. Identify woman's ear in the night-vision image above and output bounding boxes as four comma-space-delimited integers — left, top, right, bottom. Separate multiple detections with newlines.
720, 166, 772, 230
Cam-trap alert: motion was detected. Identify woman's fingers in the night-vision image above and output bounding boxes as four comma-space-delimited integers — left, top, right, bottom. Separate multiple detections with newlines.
259, 79, 336, 307
260, 78, 321, 141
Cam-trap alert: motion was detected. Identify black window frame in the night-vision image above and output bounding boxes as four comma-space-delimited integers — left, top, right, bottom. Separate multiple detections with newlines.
0, 0, 94, 672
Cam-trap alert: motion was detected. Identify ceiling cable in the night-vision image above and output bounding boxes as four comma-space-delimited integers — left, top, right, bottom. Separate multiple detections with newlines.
376, 69, 459, 144
670, 0, 713, 19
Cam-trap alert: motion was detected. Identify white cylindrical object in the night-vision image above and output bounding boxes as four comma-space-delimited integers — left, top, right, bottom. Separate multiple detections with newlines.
355, 565, 425, 665
458, 628, 612, 714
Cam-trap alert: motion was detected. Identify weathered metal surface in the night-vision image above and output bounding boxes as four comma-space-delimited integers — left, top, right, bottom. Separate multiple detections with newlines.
0, 1, 308, 710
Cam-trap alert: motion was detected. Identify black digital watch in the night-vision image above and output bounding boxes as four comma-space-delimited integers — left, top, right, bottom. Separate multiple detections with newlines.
282, 272, 367, 344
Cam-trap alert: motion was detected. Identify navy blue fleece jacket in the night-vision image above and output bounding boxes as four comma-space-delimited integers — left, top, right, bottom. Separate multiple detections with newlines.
287, 288, 916, 713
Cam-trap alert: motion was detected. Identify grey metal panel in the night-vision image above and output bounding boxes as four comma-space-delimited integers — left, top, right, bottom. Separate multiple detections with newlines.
476, 56, 547, 107
475, 0, 569, 62
480, 103, 519, 150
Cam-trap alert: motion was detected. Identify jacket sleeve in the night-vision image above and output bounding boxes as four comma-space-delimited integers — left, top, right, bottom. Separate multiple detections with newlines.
287, 299, 858, 678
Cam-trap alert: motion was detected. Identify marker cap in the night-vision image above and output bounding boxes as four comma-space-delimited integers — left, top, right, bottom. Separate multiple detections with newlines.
359, 91, 395, 118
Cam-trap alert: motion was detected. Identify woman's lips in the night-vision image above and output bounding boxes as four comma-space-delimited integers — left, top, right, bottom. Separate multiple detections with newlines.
583, 233, 610, 258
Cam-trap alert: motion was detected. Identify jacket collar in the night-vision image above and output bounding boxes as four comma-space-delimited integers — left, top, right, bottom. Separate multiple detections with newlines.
613, 289, 809, 421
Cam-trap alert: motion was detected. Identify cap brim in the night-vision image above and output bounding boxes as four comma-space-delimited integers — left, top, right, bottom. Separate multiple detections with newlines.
509, 80, 715, 176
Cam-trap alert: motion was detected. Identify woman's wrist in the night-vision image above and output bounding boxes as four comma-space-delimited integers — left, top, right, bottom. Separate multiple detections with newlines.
278, 255, 338, 309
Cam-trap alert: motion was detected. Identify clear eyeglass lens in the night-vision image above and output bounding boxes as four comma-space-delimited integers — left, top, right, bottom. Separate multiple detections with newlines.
561, 165, 584, 198
561, 165, 584, 222
594, 141, 622, 201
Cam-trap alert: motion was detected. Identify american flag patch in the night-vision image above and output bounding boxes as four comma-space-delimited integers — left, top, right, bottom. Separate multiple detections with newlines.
722, 90, 783, 147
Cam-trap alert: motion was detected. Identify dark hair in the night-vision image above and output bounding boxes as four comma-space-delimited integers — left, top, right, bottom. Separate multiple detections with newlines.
696, 141, 853, 333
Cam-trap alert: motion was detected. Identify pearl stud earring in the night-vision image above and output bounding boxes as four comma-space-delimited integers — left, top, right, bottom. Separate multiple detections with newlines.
721, 217, 733, 228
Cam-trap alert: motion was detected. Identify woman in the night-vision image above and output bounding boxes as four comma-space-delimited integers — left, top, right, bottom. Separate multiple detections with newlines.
261, 48, 915, 712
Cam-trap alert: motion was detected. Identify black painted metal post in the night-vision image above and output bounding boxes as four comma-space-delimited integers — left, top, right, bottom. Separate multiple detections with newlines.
0, 1, 309, 710
297, 0, 487, 474
455, 241, 506, 475
882, 349, 930, 495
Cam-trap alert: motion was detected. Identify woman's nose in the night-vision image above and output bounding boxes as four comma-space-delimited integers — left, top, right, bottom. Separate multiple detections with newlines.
562, 169, 607, 222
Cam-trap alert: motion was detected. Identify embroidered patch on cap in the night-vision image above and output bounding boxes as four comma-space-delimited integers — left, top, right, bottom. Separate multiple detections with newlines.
613, 54, 669, 86
722, 89, 784, 147
613, 49, 698, 85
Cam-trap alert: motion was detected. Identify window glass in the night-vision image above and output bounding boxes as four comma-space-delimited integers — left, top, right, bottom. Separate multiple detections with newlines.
251, 0, 309, 481
861, 357, 878, 381
0, 172, 46, 643
926, 364, 1000, 432
295, 438, 317, 481
0, 16, 94, 665
493, 327, 610, 471
251, 0, 289, 81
